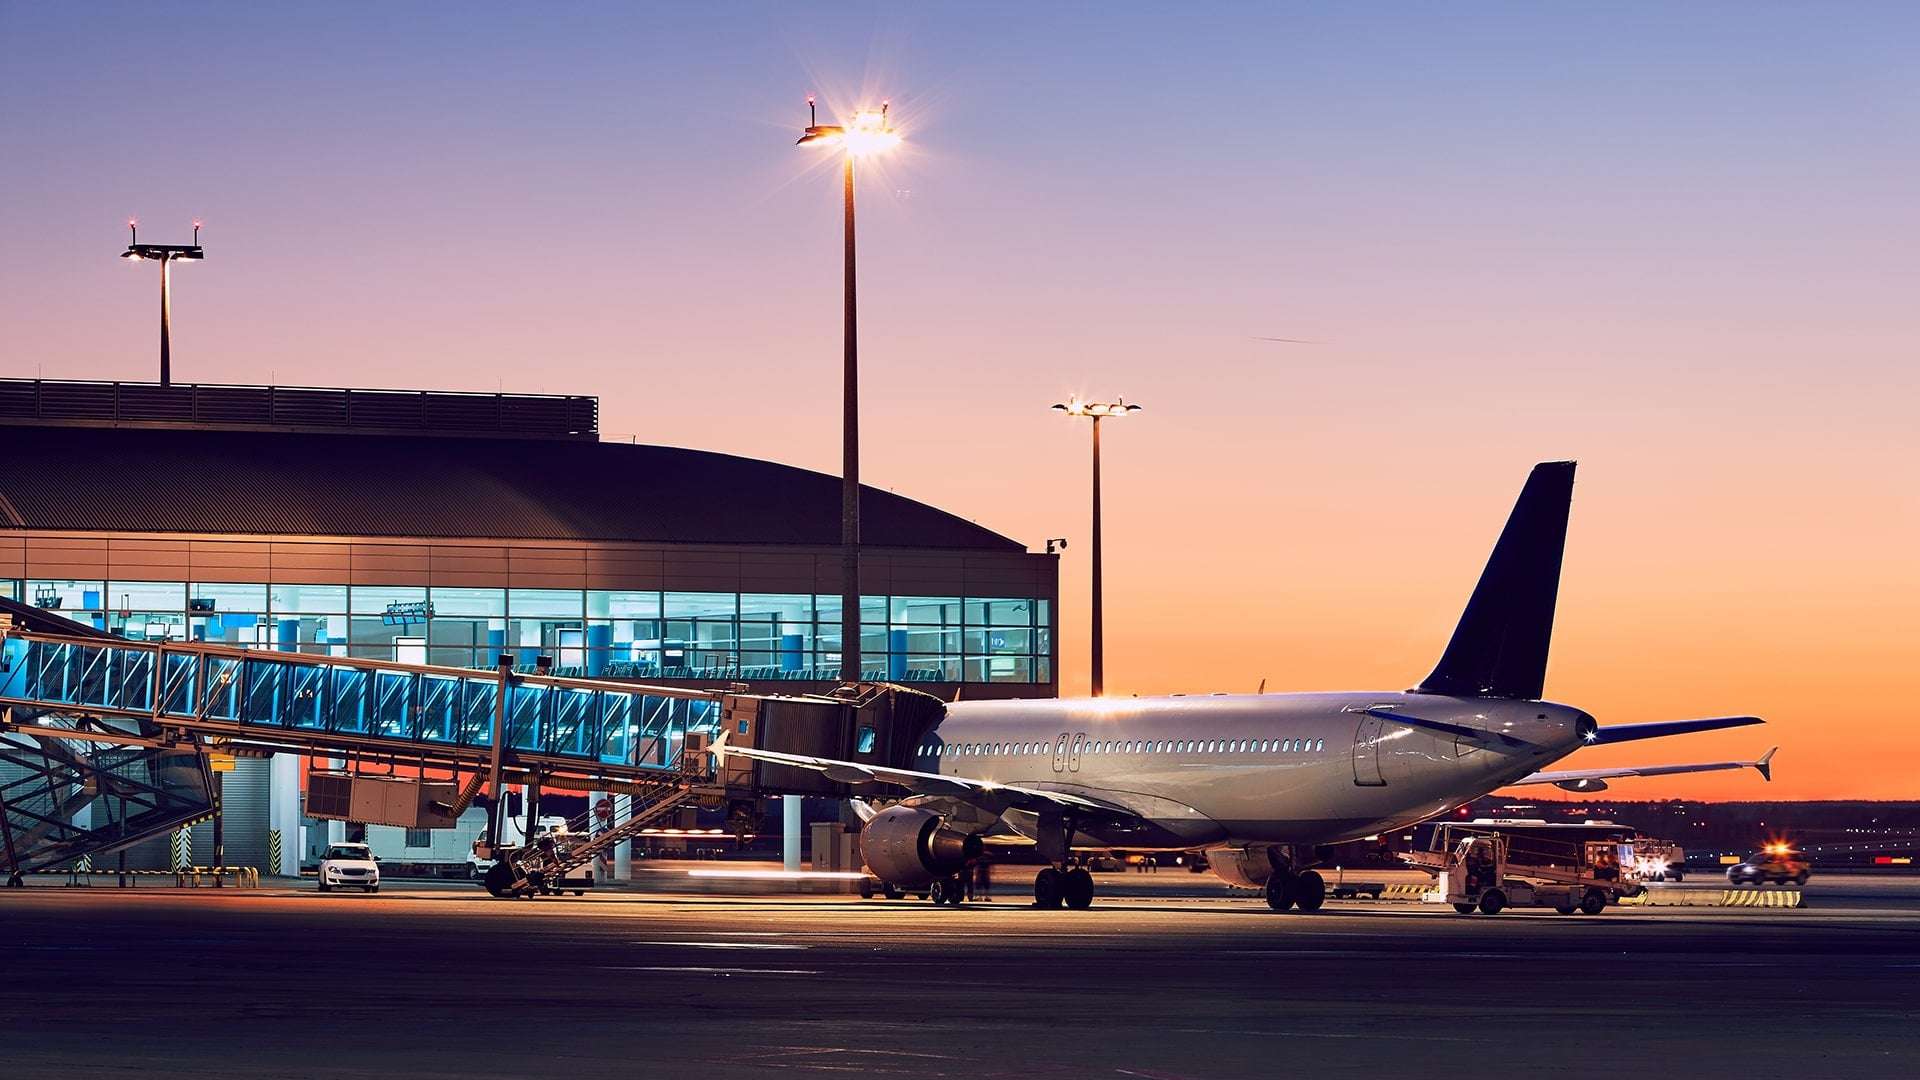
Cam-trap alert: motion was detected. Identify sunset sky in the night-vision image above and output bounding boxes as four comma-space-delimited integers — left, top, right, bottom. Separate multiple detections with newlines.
3, 5, 1914, 799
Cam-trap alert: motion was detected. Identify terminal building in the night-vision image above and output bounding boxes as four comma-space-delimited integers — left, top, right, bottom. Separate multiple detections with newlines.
0, 377, 1058, 874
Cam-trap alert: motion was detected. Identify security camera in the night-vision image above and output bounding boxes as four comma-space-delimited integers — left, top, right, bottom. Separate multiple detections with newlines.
1046, 538, 1068, 554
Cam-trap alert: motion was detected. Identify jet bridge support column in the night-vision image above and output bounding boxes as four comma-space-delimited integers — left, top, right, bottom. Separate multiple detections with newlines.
782, 795, 802, 872
269, 753, 301, 877
487, 655, 510, 850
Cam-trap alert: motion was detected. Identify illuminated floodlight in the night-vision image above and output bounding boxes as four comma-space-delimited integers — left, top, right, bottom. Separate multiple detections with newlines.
796, 97, 901, 156
1052, 397, 1143, 418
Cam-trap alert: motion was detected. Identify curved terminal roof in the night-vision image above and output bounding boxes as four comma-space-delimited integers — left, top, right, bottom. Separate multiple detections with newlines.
0, 425, 1025, 551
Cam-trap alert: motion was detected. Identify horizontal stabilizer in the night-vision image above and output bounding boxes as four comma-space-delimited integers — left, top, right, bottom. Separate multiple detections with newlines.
1587, 716, 1763, 745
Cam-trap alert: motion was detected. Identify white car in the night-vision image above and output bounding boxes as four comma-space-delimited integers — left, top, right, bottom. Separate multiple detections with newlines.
319, 843, 381, 893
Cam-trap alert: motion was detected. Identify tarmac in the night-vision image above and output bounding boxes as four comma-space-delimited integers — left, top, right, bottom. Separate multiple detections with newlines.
3, 871, 1917, 1079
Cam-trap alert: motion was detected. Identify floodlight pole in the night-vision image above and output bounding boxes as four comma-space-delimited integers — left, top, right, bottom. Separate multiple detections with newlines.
841, 153, 861, 683
800, 100, 900, 685
1051, 398, 1141, 698
121, 221, 203, 387
1089, 413, 1104, 697
159, 257, 174, 387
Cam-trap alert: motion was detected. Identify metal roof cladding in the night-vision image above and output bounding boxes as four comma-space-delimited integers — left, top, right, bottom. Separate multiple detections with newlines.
0, 423, 1023, 551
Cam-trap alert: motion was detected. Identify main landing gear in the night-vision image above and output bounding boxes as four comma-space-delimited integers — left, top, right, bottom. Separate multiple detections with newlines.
1264, 866, 1327, 913
928, 876, 966, 906
1032, 864, 1095, 909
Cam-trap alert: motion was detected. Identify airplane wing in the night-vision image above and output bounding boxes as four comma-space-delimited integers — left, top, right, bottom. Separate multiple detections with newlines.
708, 733, 1139, 819
1511, 748, 1775, 792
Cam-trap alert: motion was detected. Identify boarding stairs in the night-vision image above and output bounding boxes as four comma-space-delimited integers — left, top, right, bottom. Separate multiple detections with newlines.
493, 768, 704, 897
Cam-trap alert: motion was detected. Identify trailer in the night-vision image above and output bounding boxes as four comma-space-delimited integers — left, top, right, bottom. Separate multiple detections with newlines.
1402, 819, 1654, 915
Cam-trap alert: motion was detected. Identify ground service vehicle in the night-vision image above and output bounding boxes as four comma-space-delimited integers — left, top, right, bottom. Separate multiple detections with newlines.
476, 818, 596, 896
1405, 821, 1649, 915
1727, 846, 1810, 886
319, 843, 380, 893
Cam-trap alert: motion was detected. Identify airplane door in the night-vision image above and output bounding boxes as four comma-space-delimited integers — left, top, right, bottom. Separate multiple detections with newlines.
1052, 733, 1069, 773
1352, 714, 1388, 786
1068, 733, 1085, 773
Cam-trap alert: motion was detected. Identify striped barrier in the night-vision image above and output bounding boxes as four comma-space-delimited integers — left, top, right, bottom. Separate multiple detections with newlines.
34, 867, 260, 888
1723, 888, 1804, 908
1379, 883, 1429, 901
171, 828, 191, 870
267, 829, 282, 877
1620, 887, 1804, 909
179, 866, 262, 888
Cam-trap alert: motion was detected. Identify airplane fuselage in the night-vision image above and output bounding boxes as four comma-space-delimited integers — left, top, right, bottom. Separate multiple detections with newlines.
918, 693, 1593, 851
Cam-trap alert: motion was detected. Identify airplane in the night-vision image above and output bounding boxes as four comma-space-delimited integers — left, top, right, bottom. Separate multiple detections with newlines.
712, 461, 1774, 912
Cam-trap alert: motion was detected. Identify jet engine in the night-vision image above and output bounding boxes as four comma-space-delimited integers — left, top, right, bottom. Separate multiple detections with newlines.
1206, 846, 1280, 888
859, 805, 983, 888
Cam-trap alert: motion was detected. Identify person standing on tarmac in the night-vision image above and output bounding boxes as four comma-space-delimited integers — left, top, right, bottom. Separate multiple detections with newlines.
972, 853, 992, 901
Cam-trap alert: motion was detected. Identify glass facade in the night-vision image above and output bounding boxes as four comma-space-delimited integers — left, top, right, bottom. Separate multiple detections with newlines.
10, 579, 1054, 685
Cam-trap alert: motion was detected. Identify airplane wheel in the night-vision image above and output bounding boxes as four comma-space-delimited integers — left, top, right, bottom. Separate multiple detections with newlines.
1579, 888, 1608, 916
1264, 871, 1296, 912
483, 862, 517, 899
1063, 868, 1095, 909
884, 885, 906, 900
1033, 867, 1064, 909
1478, 889, 1506, 915
858, 878, 874, 900
929, 877, 958, 905
1293, 870, 1326, 912
1555, 905, 1577, 915
1453, 903, 1477, 914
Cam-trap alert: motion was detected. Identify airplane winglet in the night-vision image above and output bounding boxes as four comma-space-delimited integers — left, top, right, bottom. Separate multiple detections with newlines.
1754, 746, 1777, 782
707, 728, 731, 762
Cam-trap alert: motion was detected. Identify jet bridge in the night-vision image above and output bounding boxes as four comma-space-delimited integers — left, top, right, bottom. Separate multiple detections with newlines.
0, 611, 945, 883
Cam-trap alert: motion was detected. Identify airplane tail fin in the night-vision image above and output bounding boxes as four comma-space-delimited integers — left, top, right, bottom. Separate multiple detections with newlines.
1417, 461, 1576, 701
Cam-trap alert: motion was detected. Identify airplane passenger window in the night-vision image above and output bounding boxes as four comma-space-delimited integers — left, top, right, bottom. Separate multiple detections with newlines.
1315, 739, 1324, 751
